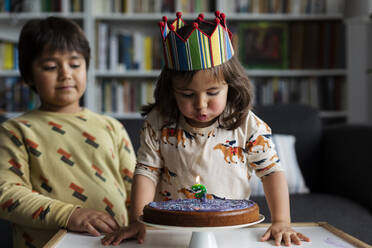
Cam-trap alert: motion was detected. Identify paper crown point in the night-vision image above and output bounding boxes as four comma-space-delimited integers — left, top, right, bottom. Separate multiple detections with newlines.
159, 11, 234, 71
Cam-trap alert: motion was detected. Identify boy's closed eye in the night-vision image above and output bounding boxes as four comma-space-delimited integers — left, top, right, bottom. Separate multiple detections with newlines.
42, 62, 81, 71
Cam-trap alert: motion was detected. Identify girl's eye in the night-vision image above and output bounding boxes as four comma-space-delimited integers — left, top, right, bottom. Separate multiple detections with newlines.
43, 66, 56, 71
181, 93, 193, 98
208, 91, 219, 96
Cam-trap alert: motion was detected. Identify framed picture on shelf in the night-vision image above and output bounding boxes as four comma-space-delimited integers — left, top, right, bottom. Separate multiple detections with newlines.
238, 22, 289, 69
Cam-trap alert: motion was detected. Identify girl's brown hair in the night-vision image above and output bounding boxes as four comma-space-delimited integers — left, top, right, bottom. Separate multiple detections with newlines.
142, 56, 254, 130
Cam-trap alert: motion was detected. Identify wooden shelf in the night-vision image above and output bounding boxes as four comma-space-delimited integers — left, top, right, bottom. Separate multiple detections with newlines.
0, 70, 19, 77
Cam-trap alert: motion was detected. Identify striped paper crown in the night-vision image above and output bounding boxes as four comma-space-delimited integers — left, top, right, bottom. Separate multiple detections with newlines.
159, 11, 234, 71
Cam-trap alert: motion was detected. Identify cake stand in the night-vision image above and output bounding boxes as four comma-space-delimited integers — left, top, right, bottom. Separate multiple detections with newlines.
138, 214, 265, 248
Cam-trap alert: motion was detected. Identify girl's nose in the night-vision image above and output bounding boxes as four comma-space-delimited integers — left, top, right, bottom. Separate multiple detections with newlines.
194, 95, 207, 109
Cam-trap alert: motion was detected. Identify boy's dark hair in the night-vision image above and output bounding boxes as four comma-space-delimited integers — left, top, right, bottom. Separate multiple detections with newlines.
143, 20, 253, 130
18, 16, 90, 86
142, 56, 254, 130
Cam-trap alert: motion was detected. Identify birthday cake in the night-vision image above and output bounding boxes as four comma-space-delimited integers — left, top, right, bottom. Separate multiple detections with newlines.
143, 199, 260, 227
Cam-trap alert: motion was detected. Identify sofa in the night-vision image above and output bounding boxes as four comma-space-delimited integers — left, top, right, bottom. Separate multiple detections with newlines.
1, 104, 372, 246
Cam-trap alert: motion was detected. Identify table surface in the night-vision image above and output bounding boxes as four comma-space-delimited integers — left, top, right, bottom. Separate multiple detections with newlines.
45, 223, 371, 248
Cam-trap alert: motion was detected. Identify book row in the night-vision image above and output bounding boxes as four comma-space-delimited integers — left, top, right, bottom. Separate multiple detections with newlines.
92, 0, 344, 15
96, 23, 163, 71
95, 79, 155, 114
93, 0, 213, 14
96, 20, 345, 72
252, 76, 345, 111
0, 77, 40, 113
223, 0, 344, 14
0, 0, 84, 13
0, 76, 345, 115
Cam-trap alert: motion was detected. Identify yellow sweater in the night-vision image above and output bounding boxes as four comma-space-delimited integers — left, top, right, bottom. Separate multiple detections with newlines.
0, 108, 136, 248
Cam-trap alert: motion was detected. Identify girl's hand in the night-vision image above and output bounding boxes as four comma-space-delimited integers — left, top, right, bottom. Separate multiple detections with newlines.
67, 208, 119, 236
261, 221, 310, 246
101, 221, 146, 246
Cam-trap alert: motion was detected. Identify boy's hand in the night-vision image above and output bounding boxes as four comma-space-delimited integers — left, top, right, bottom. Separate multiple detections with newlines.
261, 221, 310, 246
101, 220, 146, 246
67, 208, 119, 236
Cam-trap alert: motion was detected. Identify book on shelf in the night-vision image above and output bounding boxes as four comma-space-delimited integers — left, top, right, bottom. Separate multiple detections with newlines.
1, 41, 18, 70
238, 22, 289, 69
303, 21, 320, 69
289, 22, 304, 69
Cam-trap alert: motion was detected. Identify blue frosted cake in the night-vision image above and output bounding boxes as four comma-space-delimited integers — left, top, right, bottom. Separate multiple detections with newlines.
143, 199, 259, 227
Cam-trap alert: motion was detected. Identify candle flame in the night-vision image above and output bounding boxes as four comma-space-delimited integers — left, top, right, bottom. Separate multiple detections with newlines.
195, 175, 200, 184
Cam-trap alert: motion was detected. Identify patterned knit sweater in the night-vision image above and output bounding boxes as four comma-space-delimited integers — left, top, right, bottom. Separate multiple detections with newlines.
0, 108, 136, 248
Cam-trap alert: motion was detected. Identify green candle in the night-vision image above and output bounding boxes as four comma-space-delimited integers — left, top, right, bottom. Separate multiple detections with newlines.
191, 183, 207, 199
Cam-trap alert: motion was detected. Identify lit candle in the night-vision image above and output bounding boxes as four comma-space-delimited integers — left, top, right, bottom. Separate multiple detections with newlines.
191, 176, 207, 200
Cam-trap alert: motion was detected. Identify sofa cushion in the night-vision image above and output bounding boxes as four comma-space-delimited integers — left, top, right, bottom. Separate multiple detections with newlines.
251, 194, 372, 245
121, 118, 144, 152
250, 134, 309, 196
253, 104, 322, 192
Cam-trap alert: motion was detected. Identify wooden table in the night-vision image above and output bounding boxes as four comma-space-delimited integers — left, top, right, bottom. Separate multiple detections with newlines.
44, 222, 371, 248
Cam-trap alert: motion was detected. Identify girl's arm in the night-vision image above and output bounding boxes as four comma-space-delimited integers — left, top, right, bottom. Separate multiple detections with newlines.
102, 174, 156, 246
262, 171, 291, 225
129, 174, 156, 224
261, 171, 310, 246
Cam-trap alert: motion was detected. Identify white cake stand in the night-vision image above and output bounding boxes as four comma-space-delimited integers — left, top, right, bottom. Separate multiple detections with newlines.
138, 214, 265, 248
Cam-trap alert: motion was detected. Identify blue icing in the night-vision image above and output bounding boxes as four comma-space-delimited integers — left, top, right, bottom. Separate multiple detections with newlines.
148, 199, 255, 212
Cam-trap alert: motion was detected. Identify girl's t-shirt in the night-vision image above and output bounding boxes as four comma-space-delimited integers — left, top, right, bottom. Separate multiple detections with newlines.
135, 109, 283, 201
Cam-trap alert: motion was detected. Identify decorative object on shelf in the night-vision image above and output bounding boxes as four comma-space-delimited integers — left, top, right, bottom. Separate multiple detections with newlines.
238, 22, 289, 69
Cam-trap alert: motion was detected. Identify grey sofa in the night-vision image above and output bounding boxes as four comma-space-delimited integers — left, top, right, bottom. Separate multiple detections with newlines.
1, 104, 372, 246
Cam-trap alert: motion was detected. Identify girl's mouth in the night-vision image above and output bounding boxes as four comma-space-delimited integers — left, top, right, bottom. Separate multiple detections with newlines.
196, 114, 207, 121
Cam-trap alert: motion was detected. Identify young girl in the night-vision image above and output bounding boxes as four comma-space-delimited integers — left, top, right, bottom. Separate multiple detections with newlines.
102, 11, 310, 246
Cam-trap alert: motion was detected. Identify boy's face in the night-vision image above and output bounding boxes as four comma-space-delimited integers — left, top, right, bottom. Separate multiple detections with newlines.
30, 50, 87, 113
173, 70, 228, 128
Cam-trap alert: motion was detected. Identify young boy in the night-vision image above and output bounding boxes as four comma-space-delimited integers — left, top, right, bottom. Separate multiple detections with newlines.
0, 17, 136, 247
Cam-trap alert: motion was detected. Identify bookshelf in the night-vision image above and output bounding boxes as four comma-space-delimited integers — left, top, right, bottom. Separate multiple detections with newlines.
0, 0, 350, 122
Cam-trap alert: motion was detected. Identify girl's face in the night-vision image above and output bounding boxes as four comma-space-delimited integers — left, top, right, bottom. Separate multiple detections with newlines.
30, 50, 87, 113
173, 70, 228, 128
